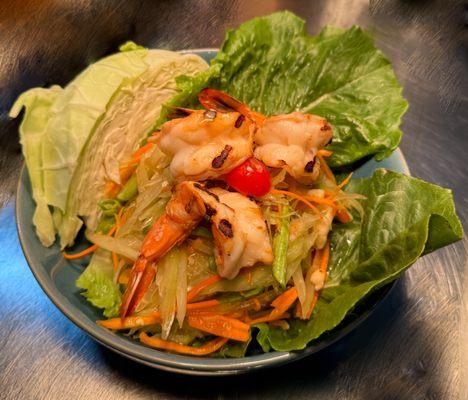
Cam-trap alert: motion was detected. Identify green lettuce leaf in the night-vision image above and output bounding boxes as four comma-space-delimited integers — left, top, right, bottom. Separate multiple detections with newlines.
256, 169, 463, 351
161, 11, 408, 168
9, 86, 62, 246
76, 249, 121, 317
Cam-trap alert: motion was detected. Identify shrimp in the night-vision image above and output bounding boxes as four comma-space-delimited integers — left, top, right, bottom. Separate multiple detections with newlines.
208, 188, 273, 278
157, 108, 255, 182
197, 89, 333, 184
254, 112, 332, 184
120, 181, 272, 317
119, 182, 206, 317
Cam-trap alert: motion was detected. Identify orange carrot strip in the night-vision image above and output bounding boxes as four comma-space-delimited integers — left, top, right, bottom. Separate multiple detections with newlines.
317, 154, 336, 184
303, 242, 330, 319
187, 314, 250, 342
112, 252, 119, 272
187, 275, 222, 301
271, 287, 298, 316
119, 164, 135, 183
115, 207, 126, 234
62, 225, 117, 260
128, 142, 155, 165
270, 189, 321, 215
104, 181, 122, 198
294, 302, 303, 318
305, 292, 320, 319
304, 194, 338, 209
247, 312, 290, 326
186, 299, 221, 311
317, 149, 333, 158
140, 333, 228, 356
335, 208, 351, 224
118, 268, 131, 285
98, 312, 162, 330
338, 172, 353, 189
62, 244, 98, 260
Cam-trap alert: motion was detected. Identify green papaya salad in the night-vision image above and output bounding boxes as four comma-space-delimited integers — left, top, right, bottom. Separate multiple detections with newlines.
11, 12, 462, 356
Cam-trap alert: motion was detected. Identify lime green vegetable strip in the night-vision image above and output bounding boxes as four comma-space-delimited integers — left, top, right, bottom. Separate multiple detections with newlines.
272, 204, 291, 288
98, 199, 121, 216
96, 215, 116, 234
116, 173, 138, 202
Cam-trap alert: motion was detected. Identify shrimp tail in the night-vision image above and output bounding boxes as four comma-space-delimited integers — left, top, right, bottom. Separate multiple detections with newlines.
198, 88, 264, 124
119, 257, 151, 318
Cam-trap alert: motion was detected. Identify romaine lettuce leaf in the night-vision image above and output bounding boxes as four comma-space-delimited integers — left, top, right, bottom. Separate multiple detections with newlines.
9, 86, 62, 246
59, 52, 208, 246
76, 249, 121, 318
256, 169, 463, 351
161, 11, 408, 168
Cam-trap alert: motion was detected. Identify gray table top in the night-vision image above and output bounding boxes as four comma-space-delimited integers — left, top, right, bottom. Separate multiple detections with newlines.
1, 1, 467, 399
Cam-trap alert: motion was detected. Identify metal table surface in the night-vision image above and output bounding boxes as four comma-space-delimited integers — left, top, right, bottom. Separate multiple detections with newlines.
0, 1, 467, 399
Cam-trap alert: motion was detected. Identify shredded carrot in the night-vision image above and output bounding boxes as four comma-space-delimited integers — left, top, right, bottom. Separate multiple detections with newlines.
128, 142, 155, 165
247, 272, 253, 285
187, 275, 222, 301
271, 287, 298, 316
247, 312, 290, 326
302, 242, 330, 319
335, 208, 352, 223
305, 292, 320, 319
119, 164, 135, 183
186, 299, 220, 311
112, 252, 119, 272
118, 268, 131, 285
338, 172, 353, 189
294, 302, 303, 318
317, 154, 336, 184
115, 207, 126, 234
317, 149, 333, 158
62, 244, 98, 260
187, 314, 250, 342
140, 333, 228, 356
104, 181, 122, 198
62, 225, 117, 260
304, 194, 338, 210
98, 312, 162, 330
270, 189, 322, 215
99, 301, 223, 331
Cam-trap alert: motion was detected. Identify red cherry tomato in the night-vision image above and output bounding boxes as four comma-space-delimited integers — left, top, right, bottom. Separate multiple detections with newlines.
226, 158, 271, 197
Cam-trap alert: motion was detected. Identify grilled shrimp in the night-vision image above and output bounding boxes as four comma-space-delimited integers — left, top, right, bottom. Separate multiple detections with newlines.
119, 181, 272, 317
254, 113, 332, 184
157, 109, 255, 182
197, 89, 333, 184
208, 188, 273, 278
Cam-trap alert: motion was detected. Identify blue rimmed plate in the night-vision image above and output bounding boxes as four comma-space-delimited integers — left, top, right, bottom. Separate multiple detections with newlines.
15, 49, 410, 376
